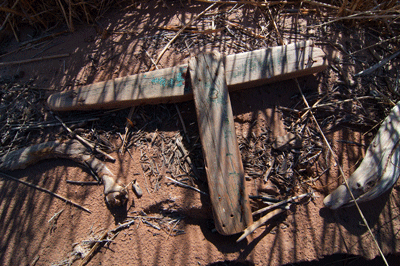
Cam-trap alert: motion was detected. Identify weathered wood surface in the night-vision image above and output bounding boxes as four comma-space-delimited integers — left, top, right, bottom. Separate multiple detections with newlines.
190, 52, 253, 235
324, 101, 400, 209
0, 140, 128, 208
47, 41, 326, 111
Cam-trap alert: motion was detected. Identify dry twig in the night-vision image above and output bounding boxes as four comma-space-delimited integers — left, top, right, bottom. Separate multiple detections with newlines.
55, 115, 115, 162
78, 220, 135, 266
165, 175, 208, 196
355, 49, 400, 77
151, 2, 218, 70
0, 172, 91, 213
252, 192, 312, 216
120, 107, 136, 153
0, 53, 70, 66
237, 208, 286, 242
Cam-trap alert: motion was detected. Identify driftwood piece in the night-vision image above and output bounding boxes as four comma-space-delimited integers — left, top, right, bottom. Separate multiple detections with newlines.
0, 140, 128, 208
324, 101, 400, 209
190, 51, 253, 235
47, 41, 326, 111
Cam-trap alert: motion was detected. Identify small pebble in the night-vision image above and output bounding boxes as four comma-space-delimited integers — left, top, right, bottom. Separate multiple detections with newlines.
132, 179, 143, 198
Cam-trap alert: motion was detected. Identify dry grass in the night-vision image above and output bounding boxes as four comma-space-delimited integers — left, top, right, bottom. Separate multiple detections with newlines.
0, 0, 122, 37
1, 0, 399, 37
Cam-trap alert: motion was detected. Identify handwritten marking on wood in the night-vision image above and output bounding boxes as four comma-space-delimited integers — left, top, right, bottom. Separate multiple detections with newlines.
189, 52, 253, 235
48, 41, 326, 111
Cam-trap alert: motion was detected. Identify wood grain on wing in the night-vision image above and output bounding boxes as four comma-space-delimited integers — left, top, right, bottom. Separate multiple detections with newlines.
47, 41, 326, 111
190, 52, 253, 235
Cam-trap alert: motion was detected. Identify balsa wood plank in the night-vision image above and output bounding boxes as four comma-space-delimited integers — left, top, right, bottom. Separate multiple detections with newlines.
47, 41, 326, 111
190, 52, 253, 235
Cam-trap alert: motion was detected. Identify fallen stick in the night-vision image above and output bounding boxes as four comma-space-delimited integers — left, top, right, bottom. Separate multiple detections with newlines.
143, 219, 161, 230
120, 107, 135, 153
225, 21, 266, 39
0, 53, 70, 66
79, 220, 135, 266
0, 171, 91, 213
158, 25, 224, 34
55, 115, 115, 162
30, 255, 40, 266
0, 0, 20, 31
175, 104, 191, 143
299, 96, 379, 112
175, 137, 201, 179
48, 209, 64, 224
264, 6, 284, 45
348, 35, 400, 56
151, 2, 218, 70
354, 49, 400, 77
111, 219, 136, 232
252, 192, 311, 216
237, 208, 286, 242
165, 175, 208, 196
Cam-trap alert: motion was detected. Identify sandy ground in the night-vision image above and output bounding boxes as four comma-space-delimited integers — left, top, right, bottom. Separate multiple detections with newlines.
1, 1, 400, 265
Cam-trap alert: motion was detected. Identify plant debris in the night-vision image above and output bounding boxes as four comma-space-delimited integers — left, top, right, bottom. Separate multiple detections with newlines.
1, 0, 400, 265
